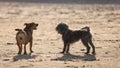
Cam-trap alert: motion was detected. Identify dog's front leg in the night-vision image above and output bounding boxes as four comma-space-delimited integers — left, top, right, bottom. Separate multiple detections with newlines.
30, 40, 33, 53
60, 42, 67, 54
66, 44, 70, 54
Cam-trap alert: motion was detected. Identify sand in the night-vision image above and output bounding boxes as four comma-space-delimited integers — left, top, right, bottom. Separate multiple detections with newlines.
0, 1, 120, 68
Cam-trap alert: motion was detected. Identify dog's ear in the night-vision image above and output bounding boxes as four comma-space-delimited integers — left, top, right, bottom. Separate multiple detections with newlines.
62, 23, 69, 29
65, 24, 69, 29
24, 23, 28, 26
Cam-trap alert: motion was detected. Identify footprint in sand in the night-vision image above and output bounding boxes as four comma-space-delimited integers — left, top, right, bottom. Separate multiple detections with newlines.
82, 65, 92, 68
3, 58, 10, 61
7, 42, 15, 45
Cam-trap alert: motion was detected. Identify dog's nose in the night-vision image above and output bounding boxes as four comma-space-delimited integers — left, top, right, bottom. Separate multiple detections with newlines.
36, 24, 38, 26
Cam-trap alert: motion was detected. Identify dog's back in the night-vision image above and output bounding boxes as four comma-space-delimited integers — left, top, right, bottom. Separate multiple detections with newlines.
15, 29, 27, 44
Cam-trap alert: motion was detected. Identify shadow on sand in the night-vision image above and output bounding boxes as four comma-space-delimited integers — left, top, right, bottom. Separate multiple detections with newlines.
13, 53, 37, 62
52, 53, 96, 61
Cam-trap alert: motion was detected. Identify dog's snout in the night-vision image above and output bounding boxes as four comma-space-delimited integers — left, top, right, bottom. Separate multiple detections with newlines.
36, 24, 38, 26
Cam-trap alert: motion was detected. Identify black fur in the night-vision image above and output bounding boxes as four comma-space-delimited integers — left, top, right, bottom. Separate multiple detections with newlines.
56, 23, 96, 55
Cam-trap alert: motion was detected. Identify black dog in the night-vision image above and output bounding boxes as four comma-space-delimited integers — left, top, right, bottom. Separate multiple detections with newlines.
56, 23, 95, 55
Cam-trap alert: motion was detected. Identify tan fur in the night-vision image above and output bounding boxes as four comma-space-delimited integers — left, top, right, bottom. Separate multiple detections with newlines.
16, 30, 27, 44
15, 22, 38, 54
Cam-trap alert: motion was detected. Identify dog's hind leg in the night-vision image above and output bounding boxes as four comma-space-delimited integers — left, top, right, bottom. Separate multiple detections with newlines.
89, 39, 96, 55
81, 39, 90, 54
17, 43, 22, 54
24, 44, 27, 55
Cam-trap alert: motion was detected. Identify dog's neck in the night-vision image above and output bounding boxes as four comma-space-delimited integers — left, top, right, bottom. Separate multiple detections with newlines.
61, 29, 71, 35
24, 28, 33, 35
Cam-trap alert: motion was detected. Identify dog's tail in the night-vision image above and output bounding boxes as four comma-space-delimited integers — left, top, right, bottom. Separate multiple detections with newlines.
81, 26, 90, 32
15, 29, 22, 32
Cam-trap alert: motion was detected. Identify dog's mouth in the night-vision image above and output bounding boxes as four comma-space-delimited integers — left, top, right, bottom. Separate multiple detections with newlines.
34, 27, 37, 30
56, 29, 60, 34
58, 31, 60, 33
33, 24, 38, 30
56, 30, 63, 34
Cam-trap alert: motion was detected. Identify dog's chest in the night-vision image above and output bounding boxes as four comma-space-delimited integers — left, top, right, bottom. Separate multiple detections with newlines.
25, 31, 32, 41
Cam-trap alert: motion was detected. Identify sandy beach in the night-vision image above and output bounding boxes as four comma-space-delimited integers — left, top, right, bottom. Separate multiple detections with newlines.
0, 1, 120, 68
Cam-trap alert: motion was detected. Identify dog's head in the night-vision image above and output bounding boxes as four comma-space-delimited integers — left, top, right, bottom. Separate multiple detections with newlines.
56, 23, 69, 34
24, 22, 38, 30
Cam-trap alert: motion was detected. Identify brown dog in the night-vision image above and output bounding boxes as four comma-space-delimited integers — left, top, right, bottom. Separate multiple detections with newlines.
15, 22, 38, 54
56, 23, 95, 55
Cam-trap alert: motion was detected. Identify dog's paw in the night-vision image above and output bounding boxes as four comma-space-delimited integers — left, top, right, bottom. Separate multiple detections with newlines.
30, 51, 34, 53
60, 52, 64, 54
24, 52, 27, 55
66, 52, 71, 55
18, 52, 21, 55
92, 52, 96, 55
85, 52, 89, 55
